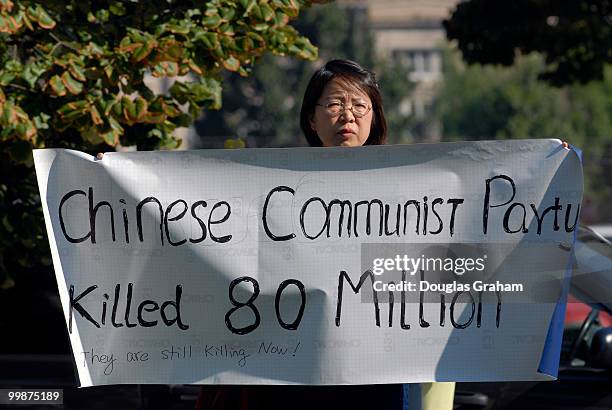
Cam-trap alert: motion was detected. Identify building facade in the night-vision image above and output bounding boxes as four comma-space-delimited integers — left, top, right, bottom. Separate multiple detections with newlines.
342, 0, 458, 140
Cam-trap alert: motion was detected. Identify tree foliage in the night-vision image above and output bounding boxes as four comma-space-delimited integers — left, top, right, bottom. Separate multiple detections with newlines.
0, 0, 320, 150
436, 48, 612, 219
443, 0, 612, 86
194, 2, 415, 147
0, 0, 322, 287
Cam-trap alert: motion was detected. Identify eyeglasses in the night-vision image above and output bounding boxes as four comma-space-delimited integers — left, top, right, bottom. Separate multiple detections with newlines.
316, 100, 372, 118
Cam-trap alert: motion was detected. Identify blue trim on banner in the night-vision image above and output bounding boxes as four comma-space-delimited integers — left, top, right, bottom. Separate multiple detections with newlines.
537, 143, 583, 377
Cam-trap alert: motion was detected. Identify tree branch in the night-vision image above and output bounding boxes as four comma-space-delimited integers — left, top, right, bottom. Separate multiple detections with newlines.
48, 32, 80, 53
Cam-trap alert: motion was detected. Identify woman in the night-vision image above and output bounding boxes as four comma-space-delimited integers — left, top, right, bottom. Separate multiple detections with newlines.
298, 59, 455, 410
300, 58, 386, 148
297, 59, 405, 409
196, 59, 404, 410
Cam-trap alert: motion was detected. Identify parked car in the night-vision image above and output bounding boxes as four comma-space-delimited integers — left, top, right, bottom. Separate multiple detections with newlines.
455, 225, 612, 409
587, 224, 612, 242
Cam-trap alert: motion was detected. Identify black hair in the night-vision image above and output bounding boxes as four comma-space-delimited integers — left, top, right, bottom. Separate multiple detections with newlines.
300, 59, 387, 146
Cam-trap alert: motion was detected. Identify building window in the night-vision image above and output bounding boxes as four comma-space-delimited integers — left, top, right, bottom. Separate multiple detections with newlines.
392, 49, 441, 82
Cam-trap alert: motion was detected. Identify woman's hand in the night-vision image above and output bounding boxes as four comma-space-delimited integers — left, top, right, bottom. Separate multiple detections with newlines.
96, 153, 104, 160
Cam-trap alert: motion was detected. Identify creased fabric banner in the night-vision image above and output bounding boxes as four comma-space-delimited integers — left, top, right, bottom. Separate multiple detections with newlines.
34, 139, 583, 387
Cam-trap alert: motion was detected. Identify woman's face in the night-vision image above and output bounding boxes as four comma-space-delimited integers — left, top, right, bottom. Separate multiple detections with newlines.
309, 78, 373, 147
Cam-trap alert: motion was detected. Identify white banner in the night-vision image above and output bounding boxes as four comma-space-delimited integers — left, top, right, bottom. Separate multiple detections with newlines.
34, 139, 582, 387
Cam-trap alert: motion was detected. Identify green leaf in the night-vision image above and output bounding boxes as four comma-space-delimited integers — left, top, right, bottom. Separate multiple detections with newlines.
0, 102, 13, 125
148, 128, 164, 139
237, 65, 250, 77
48, 75, 67, 96
82, 126, 104, 144
4, 60, 21, 72
111, 100, 123, 117
132, 42, 156, 62
32, 113, 50, 130
133, 96, 148, 120
21, 63, 46, 88
194, 31, 219, 49
253, 23, 269, 31
77, 29, 92, 42
220, 35, 237, 52
204, 6, 218, 17
101, 116, 123, 145
36, 5, 56, 29
109, 115, 123, 133
109, 2, 126, 16
202, 14, 221, 28
186, 9, 201, 18
143, 111, 165, 124
211, 46, 226, 59
2, 13, 21, 32
159, 100, 181, 117
121, 96, 136, 121
68, 62, 86, 82
220, 7, 236, 21
165, 23, 191, 34
25, 6, 38, 22
251, 5, 263, 20
99, 128, 119, 146
280, 0, 299, 18
57, 100, 88, 120
239, 0, 253, 9
84, 41, 105, 57
246, 32, 266, 49
222, 55, 240, 72
61, 71, 83, 95
159, 136, 181, 150
163, 42, 183, 61
173, 113, 192, 127
219, 23, 235, 36
0, 71, 16, 86
95, 9, 109, 22
17, 121, 35, 140
152, 61, 179, 77
126, 28, 148, 42
260, 3, 275, 21
182, 77, 223, 109
90, 104, 103, 125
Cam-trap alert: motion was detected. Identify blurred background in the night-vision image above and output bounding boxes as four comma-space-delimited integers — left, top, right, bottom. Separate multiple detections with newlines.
1, 1, 612, 408
163, 0, 612, 226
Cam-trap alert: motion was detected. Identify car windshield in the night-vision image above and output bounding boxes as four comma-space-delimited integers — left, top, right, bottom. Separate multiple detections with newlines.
571, 226, 612, 315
